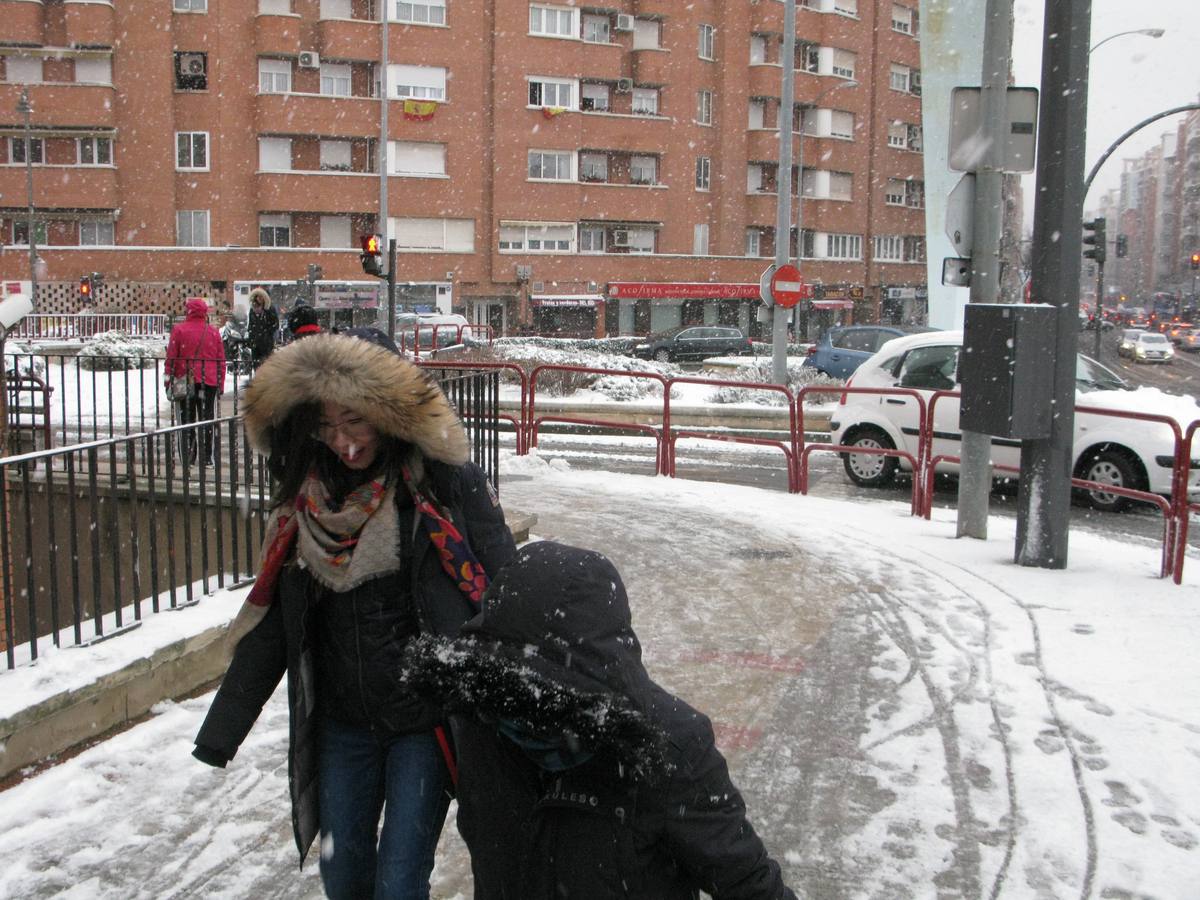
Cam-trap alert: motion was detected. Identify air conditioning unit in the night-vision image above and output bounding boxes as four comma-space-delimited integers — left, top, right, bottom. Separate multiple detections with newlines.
614, 13, 635, 32
298, 51, 320, 69
532, 281, 546, 292
615, 77, 633, 94
610, 229, 631, 247
176, 53, 206, 77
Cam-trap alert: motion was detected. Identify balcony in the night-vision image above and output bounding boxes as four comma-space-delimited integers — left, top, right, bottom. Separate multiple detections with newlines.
634, 0, 675, 16
257, 171, 378, 214
748, 65, 782, 98
6, 1, 43, 45
64, 1, 115, 47
631, 48, 672, 85
744, 192, 784, 225
0, 165, 118, 210
568, 110, 672, 152
256, 13, 301, 57
746, 129, 786, 161
320, 17, 379, 62
256, 92, 379, 139
0, 83, 116, 129
749, 1, 784, 31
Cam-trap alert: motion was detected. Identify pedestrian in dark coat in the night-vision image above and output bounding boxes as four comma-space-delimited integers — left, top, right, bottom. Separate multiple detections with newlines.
404, 541, 798, 900
246, 287, 278, 369
191, 333, 516, 899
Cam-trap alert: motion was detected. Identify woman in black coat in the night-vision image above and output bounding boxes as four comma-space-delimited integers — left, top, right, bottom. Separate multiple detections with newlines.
404, 541, 798, 900
191, 333, 515, 899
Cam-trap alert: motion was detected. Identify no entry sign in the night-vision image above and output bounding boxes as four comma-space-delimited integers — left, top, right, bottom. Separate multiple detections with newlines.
769, 264, 812, 309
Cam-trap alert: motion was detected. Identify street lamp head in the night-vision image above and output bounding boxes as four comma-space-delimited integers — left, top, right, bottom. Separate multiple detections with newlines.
1141, 28, 1166, 38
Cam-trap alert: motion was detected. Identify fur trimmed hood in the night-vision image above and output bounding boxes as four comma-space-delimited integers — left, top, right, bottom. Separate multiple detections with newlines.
242, 333, 469, 465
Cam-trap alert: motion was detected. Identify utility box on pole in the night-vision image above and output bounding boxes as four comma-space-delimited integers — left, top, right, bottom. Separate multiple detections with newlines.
960, 303, 1056, 440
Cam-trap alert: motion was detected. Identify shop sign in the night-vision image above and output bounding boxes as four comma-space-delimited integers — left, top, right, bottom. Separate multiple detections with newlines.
531, 294, 602, 307
607, 282, 760, 300
315, 284, 380, 309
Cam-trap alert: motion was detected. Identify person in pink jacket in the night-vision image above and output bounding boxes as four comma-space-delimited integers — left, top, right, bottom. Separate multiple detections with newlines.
165, 297, 226, 465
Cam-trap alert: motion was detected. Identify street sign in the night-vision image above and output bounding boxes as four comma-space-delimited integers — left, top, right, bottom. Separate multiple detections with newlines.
758, 264, 777, 306
948, 87, 1039, 173
769, 264, 812, 309
945, 173, 976, 258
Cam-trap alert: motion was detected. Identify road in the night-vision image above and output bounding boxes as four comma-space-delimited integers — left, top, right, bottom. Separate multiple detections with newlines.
1082, 325, 1200, 394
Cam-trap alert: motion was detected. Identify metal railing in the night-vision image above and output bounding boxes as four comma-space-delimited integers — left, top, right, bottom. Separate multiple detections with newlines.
11, 314, 169, 341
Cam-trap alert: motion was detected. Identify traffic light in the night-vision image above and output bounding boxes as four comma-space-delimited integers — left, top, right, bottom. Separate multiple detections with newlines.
1082, 218, 1106, 264
359, 234, 384, 277
1115, 234, 1128, 259
79, 274, 93, 302
1191, 251, 1200, 271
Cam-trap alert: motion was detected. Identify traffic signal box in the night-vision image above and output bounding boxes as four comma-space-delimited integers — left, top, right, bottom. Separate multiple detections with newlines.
360, 234, 384, 277
1082, 218, 1106, 264
1191, 251, 1199, 271
79, 275, 93, 302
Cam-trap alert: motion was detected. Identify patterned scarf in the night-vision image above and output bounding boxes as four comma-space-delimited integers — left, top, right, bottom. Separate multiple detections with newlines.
401, 463, 490, 605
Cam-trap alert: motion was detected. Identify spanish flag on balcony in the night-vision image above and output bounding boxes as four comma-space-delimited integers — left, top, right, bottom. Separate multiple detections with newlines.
403, 99, 438, 121
541, 106, 567, 120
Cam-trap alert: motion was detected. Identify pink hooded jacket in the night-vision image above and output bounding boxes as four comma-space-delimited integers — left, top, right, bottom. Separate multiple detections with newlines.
165, 298, 226, 392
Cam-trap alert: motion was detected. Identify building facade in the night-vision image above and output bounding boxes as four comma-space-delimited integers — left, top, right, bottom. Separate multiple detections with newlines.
0, 0, 927, 336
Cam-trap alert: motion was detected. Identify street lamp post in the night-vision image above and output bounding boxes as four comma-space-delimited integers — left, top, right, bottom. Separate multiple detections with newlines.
1088, 27, 1164, 54
794, 79, 858, 343
17, 89, 38, 311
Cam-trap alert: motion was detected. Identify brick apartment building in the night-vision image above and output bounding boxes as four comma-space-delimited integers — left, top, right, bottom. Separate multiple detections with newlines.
0, 0, 927, 337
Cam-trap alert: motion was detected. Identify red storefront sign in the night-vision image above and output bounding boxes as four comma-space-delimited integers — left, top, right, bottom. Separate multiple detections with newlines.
607, 282, 761, 300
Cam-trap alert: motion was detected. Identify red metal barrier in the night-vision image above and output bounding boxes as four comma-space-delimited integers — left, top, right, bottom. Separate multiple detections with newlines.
664, 377, 798, 492
1171, 420, 1200, 584
417, 360, 528, 454
401, 324, 494, 359
528, 364, 669, 473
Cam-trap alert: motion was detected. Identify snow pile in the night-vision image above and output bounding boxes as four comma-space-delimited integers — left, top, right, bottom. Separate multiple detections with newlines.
76, 331, 161, 371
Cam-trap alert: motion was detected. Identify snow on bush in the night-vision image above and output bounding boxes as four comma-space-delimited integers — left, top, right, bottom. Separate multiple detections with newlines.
707, 358, 845, 406
4, 341, 46, 379
76, 331, 161, 371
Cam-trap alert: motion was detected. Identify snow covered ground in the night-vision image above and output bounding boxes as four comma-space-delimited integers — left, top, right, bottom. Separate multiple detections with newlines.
1, 453, 1198, 899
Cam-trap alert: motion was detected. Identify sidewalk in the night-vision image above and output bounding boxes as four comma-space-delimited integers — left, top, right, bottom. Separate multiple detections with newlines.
1, 455, 1198, 899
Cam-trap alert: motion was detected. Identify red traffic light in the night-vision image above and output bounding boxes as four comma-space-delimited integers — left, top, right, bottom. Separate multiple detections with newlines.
1191, 251, 1200, 270
361, 234, 381, 255
79, 275, 93, 300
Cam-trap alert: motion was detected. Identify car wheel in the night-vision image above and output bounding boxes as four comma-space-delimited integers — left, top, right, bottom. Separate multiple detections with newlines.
1075, 448, 1140, 513
653, 349, 671, 363
840, 426, 899, 488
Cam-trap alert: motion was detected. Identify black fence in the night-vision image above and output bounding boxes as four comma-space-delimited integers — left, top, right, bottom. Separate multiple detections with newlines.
1, 367, 502, 669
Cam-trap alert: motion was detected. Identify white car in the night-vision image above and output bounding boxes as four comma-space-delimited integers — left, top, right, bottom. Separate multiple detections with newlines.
1118, 328, 1145, 357
829, 330, 1200, 512
1131, 331, 1174, 363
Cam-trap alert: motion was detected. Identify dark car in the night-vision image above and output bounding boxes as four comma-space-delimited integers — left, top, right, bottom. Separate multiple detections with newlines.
801, 325, 930, 380
632, 325, 752, 362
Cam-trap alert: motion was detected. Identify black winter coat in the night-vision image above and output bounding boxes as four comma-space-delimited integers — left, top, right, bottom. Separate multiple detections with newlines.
247, 305, 278, 358
404, 541, 797, 900
194, 460, 516, 863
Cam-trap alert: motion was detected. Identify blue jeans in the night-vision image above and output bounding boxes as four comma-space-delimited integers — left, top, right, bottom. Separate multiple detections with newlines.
317, 720, 451, 900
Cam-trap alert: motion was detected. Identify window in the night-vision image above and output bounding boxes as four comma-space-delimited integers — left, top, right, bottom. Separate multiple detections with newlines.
12, 220, 46, 246
10, 137, 44, 165
582, 13, 610, 43
174, 0, 207, 10
74, 58, 113, 85
528, 76, 574, 109
885, 179, 905, 205
320, 63, 351, 97
622, 227, 655, 254
392, 217, 474, 251
903, 235, 926, 262
693, 224, 709, 255
259, 58, 292, 93
745, 228, 762, 257
800, 43, 819, 74
321, 0, 351, 16
748, 99, 766, 130
579, 225, 605, 253
905, 179, 925, 209
834, 0, 857, 15
260, 0, 291, 12
320, 139, 352, 171
175, 52, 208, 90
890, 64, 911, 93
176, 132, 208, 170
530, 5, 577, 38
78, 137, 113, 166
630, 156, 656, 185
633, 18, 660, 50
696, 90, 713, 125
749, 34, 768, 64
888, 122, 907, 148
830, 110, 854, 139
79, 220, 114, 246
396, 0, 445, 25
391, 64, 447, 100
177, 210, 210, 247
395, 141, 447, 176
580, 153, 608, 182
319, 215, 351, 248
528, 149, 573, 180
825, 233, 861, 260
695, 156, 711, 191
874, 235, 903, 261
829, 171, 852, 201
259, 214, 292, 247
898, 345, 958, 391
5, 57, 43, 84
632, 88, 659, 115
892, 4, 913, 33
498, 222, 573, 253
832, 49, 856, 79
907, 124, 923, 151
258, 137, 291, 171
581, 82, 610, 112
698, 24, 715, 60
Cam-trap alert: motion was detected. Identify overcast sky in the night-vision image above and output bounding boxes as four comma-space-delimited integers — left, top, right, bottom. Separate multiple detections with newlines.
1010, 0, 1200, 219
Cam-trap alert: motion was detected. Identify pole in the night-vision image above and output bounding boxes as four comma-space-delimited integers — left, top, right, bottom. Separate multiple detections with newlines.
1092, 260, 1105, 360
770, 0, 798, 386
386, 238, 397, 341
1016, 0, 1091, 570
955, 0, 1011, 540
18, 90, 37, 312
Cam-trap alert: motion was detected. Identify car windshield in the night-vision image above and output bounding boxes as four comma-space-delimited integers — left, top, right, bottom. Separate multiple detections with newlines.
1140, 334, 1170, 345
1075, 355, 1130, 393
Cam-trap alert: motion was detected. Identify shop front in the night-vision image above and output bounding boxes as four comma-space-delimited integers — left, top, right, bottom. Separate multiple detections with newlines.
606, 282, 762, 338
530, 294, 605, 337
880, 285, 929, 325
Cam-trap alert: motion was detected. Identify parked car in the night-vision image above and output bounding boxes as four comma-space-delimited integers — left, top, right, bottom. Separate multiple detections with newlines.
1178, 329, 1200, 353
801, 325, 931, 380
633, 325, 752, 362
1131, 331, 1175, 363
1118, 328, 1145, 357
1166, 321, 1195, 343
828, 330, 1200, 512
